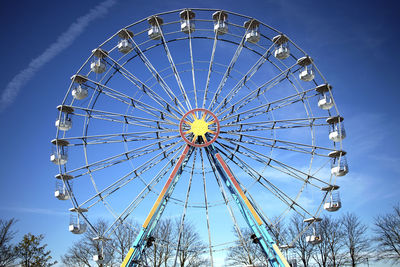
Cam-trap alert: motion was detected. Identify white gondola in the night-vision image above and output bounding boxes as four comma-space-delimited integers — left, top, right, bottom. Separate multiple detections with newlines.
55, 174, 73, 200
50, 139, 69, 165
117, 40, 132, 54
244, 19, 260, 44
69, 208, 88, 234
72, 85, 88, 100
93, 237, 111, 264
327, 116, 346, 142
55, 105, 73, 131
297, 56, 315, 81
117, 29, 133, 54
71, 74, 89, 100
91, 59, 106, 74
272, 35, 290, 60
213, 11, 228, 36
315, 84, 334, 110
324, 194, 341, 212
147, 16, 163, 40
306, 234, 322, 245
180, 10, 195, 34
55, 118, 71, 131
54, 180, 71, 200
90, 48, 108, 74
329, 150, 348, 176
318, 95, 334, 110
322, 185, 341, 212
304, 218, 323, 245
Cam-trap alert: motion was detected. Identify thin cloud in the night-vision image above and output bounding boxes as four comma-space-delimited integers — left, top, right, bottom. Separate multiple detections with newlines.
0, 0, 117, 112
0, 206, 68, 216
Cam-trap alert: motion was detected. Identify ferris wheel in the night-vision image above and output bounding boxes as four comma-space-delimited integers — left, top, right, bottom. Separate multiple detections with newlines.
51, 8, 348, 267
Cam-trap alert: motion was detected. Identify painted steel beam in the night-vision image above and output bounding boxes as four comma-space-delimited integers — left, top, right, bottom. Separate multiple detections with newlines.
205, 144, 290, 267
121, 144, 193, 267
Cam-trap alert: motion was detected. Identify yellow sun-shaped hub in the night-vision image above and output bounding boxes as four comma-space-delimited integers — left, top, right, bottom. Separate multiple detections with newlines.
179, 109, 220, 147
186, 114, 215, 141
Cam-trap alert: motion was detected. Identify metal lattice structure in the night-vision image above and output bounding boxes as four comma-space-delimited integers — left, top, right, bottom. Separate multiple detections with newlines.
52, 8, 348, 267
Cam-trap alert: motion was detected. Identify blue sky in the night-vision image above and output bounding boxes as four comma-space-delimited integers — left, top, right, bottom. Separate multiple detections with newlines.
0, 0, 399, 266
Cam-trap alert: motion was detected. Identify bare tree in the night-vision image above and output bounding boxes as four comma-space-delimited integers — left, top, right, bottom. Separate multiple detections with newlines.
311, 222, 329, 267
226, 227, 268, 266
341, 212, 370, 266
312, 216, 345, 267
141, 219, 207, 267
288, 216, 314, 267
62, 241, 93, 267
374, 204, 400, 262
113, 220, 138, 264
173, 220, 208, 267
145, 219, 174, 267
269, 218, 287, 247
62, 220, 116, 266
0, 218, 18, 267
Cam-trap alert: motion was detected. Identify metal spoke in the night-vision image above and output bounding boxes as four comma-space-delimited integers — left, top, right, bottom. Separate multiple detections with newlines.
78, 141, 185, 209
83, 77, 180, 122
214, 141, 315, 218
126, 31, 187, 115
221, 116, 329, 128
204, 148, 254, 262
216, 138, 331, 188
207, 27, 248, 111
215, 62, 298, 118
219, 132, 334, 156
220, 123, 325, 135
156, 19, 192, 111
61, 131, 177, 143
68, 134, 179, 147
70, 106, 178, 131
104, 147, 183, 237
105, 53, 184, 119
219, 86, 318, 124
200, 149, 214, 266
71, 104, 178, 126
65, 137, 183, 178
173, 149, 197, 266
187, 25, 198, 109
202, 28, 218, 109
211, 41, 275, 114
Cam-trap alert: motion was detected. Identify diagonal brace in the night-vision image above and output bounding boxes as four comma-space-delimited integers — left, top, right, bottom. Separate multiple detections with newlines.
121, 144, 194, 267
205, 144, 289, 267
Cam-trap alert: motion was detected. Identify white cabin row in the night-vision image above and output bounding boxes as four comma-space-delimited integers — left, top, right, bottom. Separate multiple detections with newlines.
67, 207, 114, 267
69, 208, 109, 263
85, 9, 319, 84
304, 184, 343, 245
57, 82, 345, 138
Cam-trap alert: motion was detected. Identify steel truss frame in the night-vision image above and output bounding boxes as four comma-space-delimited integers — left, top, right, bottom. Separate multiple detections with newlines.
122, 142, 289, 267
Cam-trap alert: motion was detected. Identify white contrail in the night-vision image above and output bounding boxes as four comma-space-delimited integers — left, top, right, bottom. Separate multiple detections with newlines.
0, 0, 117, 112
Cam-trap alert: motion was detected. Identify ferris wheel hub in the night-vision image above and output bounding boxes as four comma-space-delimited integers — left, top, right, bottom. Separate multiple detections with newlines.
191, 119, 209, 136
179, 108, 220, 147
